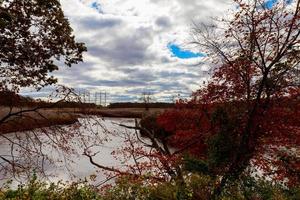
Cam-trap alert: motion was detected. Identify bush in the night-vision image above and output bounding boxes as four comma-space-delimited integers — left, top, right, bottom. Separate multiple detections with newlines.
139, 113, 171, 140
101, 174, 300, 200
0, 175, 101, 200
1, 174, 299, 200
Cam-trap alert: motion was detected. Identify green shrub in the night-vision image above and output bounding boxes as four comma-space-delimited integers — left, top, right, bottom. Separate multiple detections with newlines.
218, 176, 300, 200
1, 174, 299, 200
0, 175, 101, 200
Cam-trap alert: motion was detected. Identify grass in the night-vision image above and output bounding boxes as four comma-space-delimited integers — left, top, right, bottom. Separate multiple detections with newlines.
0, 107, 169, 134
0, 112, 79, 134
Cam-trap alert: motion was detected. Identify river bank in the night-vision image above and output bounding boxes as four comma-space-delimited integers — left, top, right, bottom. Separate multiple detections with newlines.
0, 107, 167, 134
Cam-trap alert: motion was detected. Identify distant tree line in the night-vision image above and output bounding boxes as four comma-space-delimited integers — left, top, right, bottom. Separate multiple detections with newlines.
108, 102, 175, 109
0, 91, 97, 108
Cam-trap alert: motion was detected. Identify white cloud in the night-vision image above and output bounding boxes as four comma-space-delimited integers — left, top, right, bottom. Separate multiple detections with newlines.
39, 0, 233, 102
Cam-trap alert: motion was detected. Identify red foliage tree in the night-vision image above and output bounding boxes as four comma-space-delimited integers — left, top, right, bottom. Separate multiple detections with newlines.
157, 0, 300, 197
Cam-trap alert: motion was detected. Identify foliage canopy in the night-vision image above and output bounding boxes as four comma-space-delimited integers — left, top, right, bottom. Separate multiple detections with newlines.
0, 0, 86, 91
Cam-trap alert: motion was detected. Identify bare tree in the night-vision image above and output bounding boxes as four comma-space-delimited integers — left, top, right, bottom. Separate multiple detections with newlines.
140, 92, 154, 111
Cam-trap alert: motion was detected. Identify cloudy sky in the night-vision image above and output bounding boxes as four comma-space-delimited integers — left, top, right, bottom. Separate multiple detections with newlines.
24, 0, 235, 102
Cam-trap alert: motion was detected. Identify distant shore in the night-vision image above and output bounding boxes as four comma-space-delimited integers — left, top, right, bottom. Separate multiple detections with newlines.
0, 107, 167, 134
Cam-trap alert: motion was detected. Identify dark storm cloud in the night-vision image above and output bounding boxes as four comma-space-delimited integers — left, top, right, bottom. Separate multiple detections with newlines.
159, 71, 199, 79
108, 94, 138, 102
125, 88, 159, 95
76, 16, 122, 30
155, 16, 172, 28
86, 79, 148, 87
127, 70, 157, 82
88, 27, 156, 66
52, 61, 99, 83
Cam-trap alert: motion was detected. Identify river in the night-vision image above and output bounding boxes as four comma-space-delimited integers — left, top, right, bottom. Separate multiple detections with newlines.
0, 117, 144, 187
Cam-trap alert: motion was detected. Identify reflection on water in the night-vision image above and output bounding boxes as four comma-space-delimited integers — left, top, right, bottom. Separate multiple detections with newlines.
0, 117, 138, 187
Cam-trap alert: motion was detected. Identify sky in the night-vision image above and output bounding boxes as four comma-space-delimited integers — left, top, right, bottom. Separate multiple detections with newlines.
22, 0, 233, 103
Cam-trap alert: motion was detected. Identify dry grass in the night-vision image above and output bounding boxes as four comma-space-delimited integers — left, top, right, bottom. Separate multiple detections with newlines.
0, 107, 79, 134
0, 107, 169, 133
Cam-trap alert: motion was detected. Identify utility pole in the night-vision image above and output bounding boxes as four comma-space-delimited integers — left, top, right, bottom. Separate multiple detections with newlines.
83, 91, 86, 103
104, 91, 107, 107
99, 92, 102, 106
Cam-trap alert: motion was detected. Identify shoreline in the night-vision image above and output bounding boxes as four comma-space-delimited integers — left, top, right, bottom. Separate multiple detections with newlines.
0, 113, 79, 134
0, 107, 166, 134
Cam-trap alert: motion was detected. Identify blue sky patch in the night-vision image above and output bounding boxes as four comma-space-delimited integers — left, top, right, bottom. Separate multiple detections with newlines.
91, 2, 103, 13
263, 0, 292, 9
168, 43, 205, 59
264, 0, 277, 9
